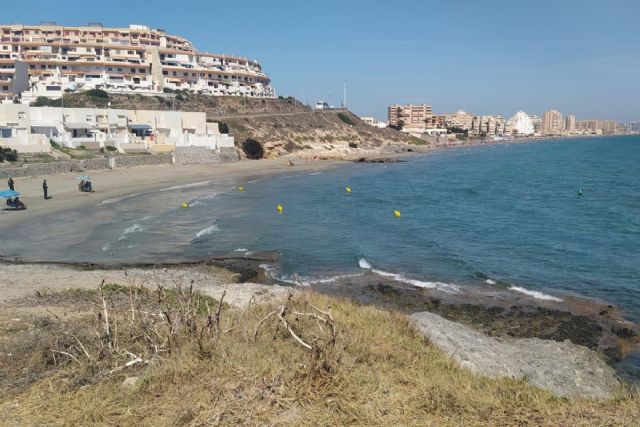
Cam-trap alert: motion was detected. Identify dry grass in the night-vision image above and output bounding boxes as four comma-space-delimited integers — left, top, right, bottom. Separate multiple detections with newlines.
0, 286, 639, 426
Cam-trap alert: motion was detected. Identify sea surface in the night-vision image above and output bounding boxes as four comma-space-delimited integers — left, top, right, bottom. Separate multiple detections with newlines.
2, 136, 639, 320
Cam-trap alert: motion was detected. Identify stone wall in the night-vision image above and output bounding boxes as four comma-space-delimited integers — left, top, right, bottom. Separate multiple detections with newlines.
113, 154, 173, 168
0, 154, 174, 178
80, 158, 110, 171
0, 161, 73, 178
175, 147, 239, 165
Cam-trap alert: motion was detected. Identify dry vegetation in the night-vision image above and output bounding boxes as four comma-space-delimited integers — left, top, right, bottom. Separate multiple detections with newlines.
1, 281, 639, 426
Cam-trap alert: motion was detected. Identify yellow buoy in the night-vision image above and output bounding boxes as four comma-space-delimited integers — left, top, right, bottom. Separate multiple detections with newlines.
277, 204, 283, 213
394, 210, 401, 218
345, 187, 352, 193
238, 186, 244, 192
182, 202, 189, 209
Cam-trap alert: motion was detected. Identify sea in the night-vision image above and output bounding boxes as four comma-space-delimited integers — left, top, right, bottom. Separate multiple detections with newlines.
2, 135, 639, 321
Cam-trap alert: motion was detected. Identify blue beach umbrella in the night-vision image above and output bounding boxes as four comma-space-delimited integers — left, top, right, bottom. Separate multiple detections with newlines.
0, 190, 19, 198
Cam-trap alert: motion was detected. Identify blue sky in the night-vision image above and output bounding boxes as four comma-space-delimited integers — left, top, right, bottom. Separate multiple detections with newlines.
4, 0, 639, 121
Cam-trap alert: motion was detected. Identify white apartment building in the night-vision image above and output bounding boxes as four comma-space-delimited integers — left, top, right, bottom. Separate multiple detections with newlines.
0, 23, 275, 102
360, 116, 387, 128
443, 111, 506, 136
0, 104, 234, 153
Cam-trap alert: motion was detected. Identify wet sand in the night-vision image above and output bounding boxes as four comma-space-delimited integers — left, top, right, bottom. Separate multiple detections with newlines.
0, 157, 344, 230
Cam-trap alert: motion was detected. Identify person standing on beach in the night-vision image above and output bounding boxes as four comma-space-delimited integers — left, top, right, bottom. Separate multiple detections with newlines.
42, 179, 48, 200
8, 177, 14, 191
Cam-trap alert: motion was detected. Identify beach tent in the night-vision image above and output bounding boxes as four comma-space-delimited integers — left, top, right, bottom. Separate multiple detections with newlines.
0, 190, 19, 198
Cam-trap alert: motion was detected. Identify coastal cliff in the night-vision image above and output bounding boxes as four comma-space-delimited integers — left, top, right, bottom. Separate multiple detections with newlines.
52, 92, 417, 159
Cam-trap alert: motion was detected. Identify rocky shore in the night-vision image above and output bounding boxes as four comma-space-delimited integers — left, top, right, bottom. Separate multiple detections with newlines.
2, 253, 638, 398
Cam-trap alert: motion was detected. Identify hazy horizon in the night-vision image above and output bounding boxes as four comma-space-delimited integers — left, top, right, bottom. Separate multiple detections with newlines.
4, 0, 639, 122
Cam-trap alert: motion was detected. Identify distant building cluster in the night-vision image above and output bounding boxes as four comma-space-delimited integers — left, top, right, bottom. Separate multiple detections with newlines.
0, 23, 275, 103
358, 103, 634, 140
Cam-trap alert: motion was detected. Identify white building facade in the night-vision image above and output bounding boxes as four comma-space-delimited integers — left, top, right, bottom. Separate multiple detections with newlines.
507, 111, 535, 136
0, 104, 234, 153
0, 23, 275, 102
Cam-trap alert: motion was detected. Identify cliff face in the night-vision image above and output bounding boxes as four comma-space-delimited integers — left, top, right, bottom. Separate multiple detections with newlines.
223, 109, 412, 159
55, 93, 414, 159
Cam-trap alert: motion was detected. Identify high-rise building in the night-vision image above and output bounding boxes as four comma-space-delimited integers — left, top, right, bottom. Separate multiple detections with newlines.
565, 115, 576, 133
528, 115, 542, 134
542, 110, 564, 134
628, 122, 640, 133
0, 23, 275, 102
388, 104, 433, 129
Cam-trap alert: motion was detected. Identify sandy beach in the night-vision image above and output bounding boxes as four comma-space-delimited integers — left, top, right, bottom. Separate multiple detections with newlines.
0, 157, 346, 230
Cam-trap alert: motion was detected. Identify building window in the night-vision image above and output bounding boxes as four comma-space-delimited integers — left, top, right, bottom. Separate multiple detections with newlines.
18, 112, 26, 119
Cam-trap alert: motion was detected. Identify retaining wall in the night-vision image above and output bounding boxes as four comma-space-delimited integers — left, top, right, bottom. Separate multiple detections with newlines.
175, 147, 239, 165
0, 153, 174, 178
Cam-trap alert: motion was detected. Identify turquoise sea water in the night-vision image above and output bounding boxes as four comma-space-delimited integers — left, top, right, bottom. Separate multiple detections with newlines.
2, 136, 639, 320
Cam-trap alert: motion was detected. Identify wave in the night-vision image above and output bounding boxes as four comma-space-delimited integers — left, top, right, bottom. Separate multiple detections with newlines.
118, 223, 143, 241
195, 224, 220, 238
101, 242, 112, 252
509, 286, 562, 302
259, 264, 363, 287
98, 180, 214, 206
234, 248, 249, 252
358, 258, 372, 269
309, 171, 323, 175
485, 279, 497, 285
359, 258, 458, 292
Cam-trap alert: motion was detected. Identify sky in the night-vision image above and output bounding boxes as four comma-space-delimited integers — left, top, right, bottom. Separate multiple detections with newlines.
3, 0, 639, 122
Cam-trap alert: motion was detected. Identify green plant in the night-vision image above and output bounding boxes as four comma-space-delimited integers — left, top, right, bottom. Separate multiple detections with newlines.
105, 146, 118, 152
242, 138, 264, 159
0, 146, 18, 162
218, 122, 229, 134
31, 97, 62, 107
83, 89, 109, 99
337, 112, 355, 126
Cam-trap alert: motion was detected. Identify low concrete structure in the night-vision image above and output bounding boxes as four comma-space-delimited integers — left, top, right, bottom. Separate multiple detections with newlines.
0, 104, 234, 154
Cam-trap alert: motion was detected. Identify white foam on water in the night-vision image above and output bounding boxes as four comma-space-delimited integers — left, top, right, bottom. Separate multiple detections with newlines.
509, 286, 563, 302
99, 192, 145, 206
485, 279, 497, 285
195, 224, 220, 238
371, 268, 458, 292
98, 180, 213, 206
200, 192, 220, 201
118, 223, 143, 241
359, 258, 458, 292
234, 248, 249, 252
358, 258, 372, 269
309, 171, 323, 175
310, 273, 364, 284
101, 242, 112, 251
163, 181, 213, 191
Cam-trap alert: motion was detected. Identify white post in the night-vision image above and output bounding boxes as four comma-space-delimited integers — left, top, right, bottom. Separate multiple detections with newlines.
343, 79, 347, 109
